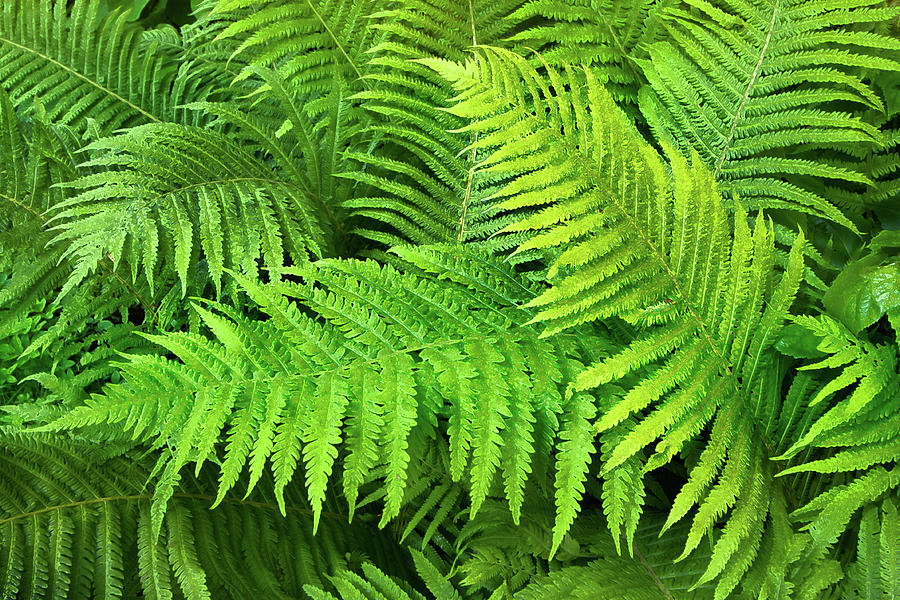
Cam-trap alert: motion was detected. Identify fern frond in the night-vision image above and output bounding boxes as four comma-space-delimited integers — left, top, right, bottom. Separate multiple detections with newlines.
2, 1, 897, 597
426, 47, 808, 595
771, 315, 900, 566
0, 431, 414, 600
342, 0, 522, 246
212, 0, 379, 94
0, 0, 217, 132
0, 88, 167, 409
49, 121, 326, 298
508, 0, 675, 108
637, 0, 900, 227
598, 413, 646, 556
47, 252, 605, 540
304, 548, 455, 600
777, 314, 899, 461
307, 513, 720, 599
813, 69, 900, 217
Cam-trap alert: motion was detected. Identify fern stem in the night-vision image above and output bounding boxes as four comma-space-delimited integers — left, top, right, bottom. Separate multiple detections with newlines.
458, 139, 478, 243
593, 5, 643, 87
98, 257, 158, 326
0, 493, 348, 526
633, 542, 675, 600
456, 0, 480, 243
0, 191, 40, 219
0, 36, 161, 124
303, 0, 370, 91
712, 0, 780, 179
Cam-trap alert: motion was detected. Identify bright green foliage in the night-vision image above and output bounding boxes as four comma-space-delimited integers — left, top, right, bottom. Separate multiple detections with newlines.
0, 87, 79, 325
815, 70, 900, 220
1, 1, 898, 599
841, 497, 900, 600
426, 47, 811, 597
780, 314, 898, 461
212, 0, 377, 90
0, 0, 218, 132
638, 0, 900, 228
45, 252, 598, 540
0, 85, 162, 410
51, 120, 325, 298
508, 0, 674, 107
775, 314, 900, 566
309, 512, 720, 600
304, 549, 459, 600
342, 0, 522, 246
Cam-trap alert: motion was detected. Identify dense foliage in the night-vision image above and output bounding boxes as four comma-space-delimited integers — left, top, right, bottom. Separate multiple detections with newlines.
1, 0, 898, 598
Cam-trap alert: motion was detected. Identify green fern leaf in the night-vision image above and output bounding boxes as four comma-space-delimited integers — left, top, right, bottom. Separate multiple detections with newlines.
46, 252, 601, 549
137, 507, 174, 600
550, 388, 597, 558
0, 0, 217, 132
426, 47, 807, 595
50, 122, 325, 298
166, 505, 211, 600
508, 0, 675, 107
637, 0, 900, 226
341, 0, 523, 245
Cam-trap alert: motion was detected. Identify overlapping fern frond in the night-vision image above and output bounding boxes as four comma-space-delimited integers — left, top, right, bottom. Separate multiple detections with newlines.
342, 0, 522, 246
2, 1, 898, 598
0, 0, 221, 133
49, 114, 326, 300
637, 0, 900, 228
426, 48, 809, 597
209, 0, 386, 171
309, 510, 722, 600
774, 314, 900, 564
512, 518, 717, 600
0, 431, 413, 600
46, 250, 610, 544
508, 0, 675, 108
211, 0, 380, 93
840, 495, 900, 600
0, 87, 165, 407
304, 548, 460, 600
815, 69, 900, 220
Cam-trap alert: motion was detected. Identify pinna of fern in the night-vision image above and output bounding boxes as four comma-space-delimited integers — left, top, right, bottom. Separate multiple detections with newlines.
838, 495, 900, 600
0, 87, 79, 321
0, 0, 263, 396
806, 69, 900, 222
211, 0, 380, 94
209, 0, 387, 200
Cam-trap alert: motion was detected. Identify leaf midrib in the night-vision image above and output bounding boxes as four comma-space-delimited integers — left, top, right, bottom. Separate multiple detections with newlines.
0, 35, 160, 124
457, 0, 480, 242
0, 493, 347, 526
304, 0, 371, 91
711, 0, 781, 179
